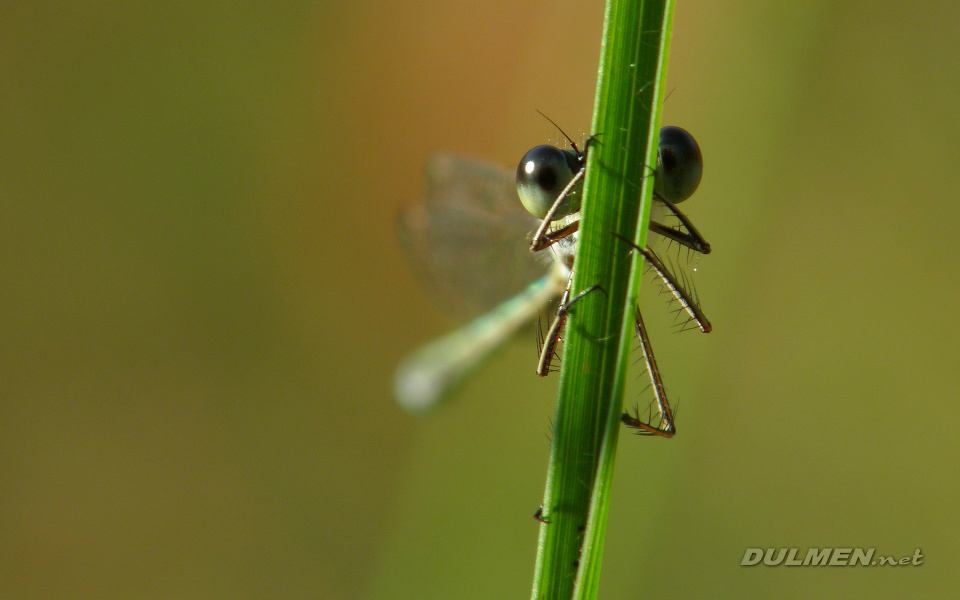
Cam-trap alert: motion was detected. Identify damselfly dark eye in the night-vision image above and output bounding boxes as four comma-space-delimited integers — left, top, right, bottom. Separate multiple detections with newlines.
516, 145, 583, 220
656, 126, 702, 204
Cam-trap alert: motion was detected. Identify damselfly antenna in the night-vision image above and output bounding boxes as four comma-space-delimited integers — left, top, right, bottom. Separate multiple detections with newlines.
535, 109, 583, 157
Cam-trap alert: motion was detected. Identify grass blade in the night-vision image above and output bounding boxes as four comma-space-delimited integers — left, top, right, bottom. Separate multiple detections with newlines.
530, 1, 675, 598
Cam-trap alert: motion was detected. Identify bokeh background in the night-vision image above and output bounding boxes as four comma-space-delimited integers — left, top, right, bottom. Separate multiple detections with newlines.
3, 1, 959, 598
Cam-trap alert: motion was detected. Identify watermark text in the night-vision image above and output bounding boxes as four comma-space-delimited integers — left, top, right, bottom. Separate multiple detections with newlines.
741, 547, 923, 567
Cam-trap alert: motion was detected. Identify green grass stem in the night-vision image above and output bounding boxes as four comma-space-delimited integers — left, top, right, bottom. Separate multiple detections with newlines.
530, 1, 675, 599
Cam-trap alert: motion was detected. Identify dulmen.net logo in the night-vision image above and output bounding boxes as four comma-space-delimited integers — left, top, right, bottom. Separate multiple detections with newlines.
741, 548, 924, 567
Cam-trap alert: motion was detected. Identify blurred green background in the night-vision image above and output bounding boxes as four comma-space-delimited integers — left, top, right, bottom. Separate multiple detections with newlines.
2, 1, 959, 598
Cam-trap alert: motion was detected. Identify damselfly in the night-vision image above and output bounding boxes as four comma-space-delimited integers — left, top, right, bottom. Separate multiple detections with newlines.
395, 126, 710, 436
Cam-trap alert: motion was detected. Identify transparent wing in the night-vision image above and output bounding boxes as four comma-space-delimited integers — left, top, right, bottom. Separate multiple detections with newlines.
398, 154, 550, 318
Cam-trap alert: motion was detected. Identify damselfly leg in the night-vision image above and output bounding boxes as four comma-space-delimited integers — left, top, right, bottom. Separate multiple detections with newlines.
621, 308, 676, 437
536, 280, 603, 377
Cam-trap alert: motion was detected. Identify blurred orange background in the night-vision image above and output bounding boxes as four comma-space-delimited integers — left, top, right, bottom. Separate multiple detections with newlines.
2, 1, 959, 598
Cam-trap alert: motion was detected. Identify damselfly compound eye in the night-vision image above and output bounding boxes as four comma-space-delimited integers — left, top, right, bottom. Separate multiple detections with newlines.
516, 145, 583, 220
655, 126, 702, 204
